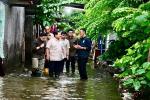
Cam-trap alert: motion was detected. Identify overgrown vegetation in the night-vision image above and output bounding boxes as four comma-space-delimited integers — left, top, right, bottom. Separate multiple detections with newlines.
98, 0, 150, 93
113, 2, 150, 92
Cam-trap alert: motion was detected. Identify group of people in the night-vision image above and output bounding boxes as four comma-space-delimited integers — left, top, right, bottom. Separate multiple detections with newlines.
32, 26, 92, 80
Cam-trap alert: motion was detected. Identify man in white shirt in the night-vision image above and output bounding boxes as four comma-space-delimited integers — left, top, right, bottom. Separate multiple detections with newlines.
60, 31, 70, 73
44, 27, 54, 70
46, 31, 64, 78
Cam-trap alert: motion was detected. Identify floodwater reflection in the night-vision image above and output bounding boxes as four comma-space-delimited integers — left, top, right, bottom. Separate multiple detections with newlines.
0, 64, 121, 100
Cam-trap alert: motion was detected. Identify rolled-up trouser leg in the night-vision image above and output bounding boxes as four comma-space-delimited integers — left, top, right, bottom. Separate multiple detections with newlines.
32, 58, 38, 69
38, 58, 45, 70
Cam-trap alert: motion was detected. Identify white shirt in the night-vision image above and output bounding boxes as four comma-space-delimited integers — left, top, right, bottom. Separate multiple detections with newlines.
46, 38, 64, 61
50, 33, 54, 38
60, 39, 70, 58
47, 33, 54, 40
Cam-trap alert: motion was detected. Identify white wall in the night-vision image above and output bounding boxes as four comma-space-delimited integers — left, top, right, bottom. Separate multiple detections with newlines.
105, 33, 117, 50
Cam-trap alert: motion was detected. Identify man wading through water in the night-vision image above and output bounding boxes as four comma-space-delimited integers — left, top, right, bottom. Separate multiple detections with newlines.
32, 33, 47, 76
66, 30, 77, 75
74, 28, 92, 80
46, 32, 64, 78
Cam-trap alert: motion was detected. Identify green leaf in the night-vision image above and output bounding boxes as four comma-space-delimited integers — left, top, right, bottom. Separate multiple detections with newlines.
139, 1, 150, 10
123, 78, 134, 86
144, 26, 150, 34
142, 62, 150, 70
134, 54, 142, 61
119, 71, 129, 78
130, 24, 137, 30
127, 48, 135, 55
141, 80, 147, 85
136, 69, 145, 75
146, 71, 150, 80
131, 66, 137, 74
135, 14, 147, 24
133, 80, 141, 91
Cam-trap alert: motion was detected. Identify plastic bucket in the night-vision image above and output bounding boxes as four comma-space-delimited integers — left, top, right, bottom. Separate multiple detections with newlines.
32, 58, 38, 68
43, 68, 49, 76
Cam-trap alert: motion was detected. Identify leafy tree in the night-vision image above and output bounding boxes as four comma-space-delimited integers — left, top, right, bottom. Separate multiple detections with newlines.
113, 1, 150, 91
35, 0, 88, 26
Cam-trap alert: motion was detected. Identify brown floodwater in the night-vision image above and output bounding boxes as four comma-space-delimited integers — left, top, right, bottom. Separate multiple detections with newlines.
0, 62, 121, 100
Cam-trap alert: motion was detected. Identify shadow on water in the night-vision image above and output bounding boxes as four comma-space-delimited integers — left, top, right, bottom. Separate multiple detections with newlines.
0, 61, 121, 100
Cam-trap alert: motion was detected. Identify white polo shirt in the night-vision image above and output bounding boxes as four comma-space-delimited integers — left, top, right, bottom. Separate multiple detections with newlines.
60, 39, 70, 58
46, 38, 64, 61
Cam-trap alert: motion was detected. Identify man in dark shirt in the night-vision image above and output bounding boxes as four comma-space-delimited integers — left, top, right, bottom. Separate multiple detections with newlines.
74, 28, 92, 80
66, 30, 77, 75
32, 34, 47, 70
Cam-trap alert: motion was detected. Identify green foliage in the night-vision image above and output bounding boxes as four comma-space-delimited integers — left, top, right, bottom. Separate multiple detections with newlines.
139, 1, 150, 10
112, 7, 137, 19
35, 0, 84, 26
57, 22, 72, 31
118, 0, 148, 8
77, 0, 148, 38
85, 0, 98, 9
110, 1, 150, 91
113, 10, 150, 40
114, 38, 150, 91
63, 11, 84, 29
36, 0, 63, 25
74, 0, 90, 4
79, 0, 122, 38
99, 8, 149, 63
100, 1, 150, 61
35, 0, 89, 29
94, 0, 150, 92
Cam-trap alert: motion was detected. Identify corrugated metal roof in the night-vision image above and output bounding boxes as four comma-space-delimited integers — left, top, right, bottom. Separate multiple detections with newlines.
0, 0, 9, 4
0, 0, 40, 6
62, 3, 84, 9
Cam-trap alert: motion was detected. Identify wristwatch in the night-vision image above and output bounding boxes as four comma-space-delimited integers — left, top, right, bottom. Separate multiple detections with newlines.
83, 47, 86, 50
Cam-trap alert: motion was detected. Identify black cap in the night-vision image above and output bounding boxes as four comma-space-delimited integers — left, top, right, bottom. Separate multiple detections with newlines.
61, 31, 67, 35
39, 33, 47, 37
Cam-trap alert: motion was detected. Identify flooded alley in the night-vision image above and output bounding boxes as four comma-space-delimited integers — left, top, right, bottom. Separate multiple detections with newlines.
0, 0, 149, 100
0, 62, 121, 100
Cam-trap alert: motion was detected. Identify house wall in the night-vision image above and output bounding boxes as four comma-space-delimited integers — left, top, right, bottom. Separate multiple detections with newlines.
0, 1, 25, 68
